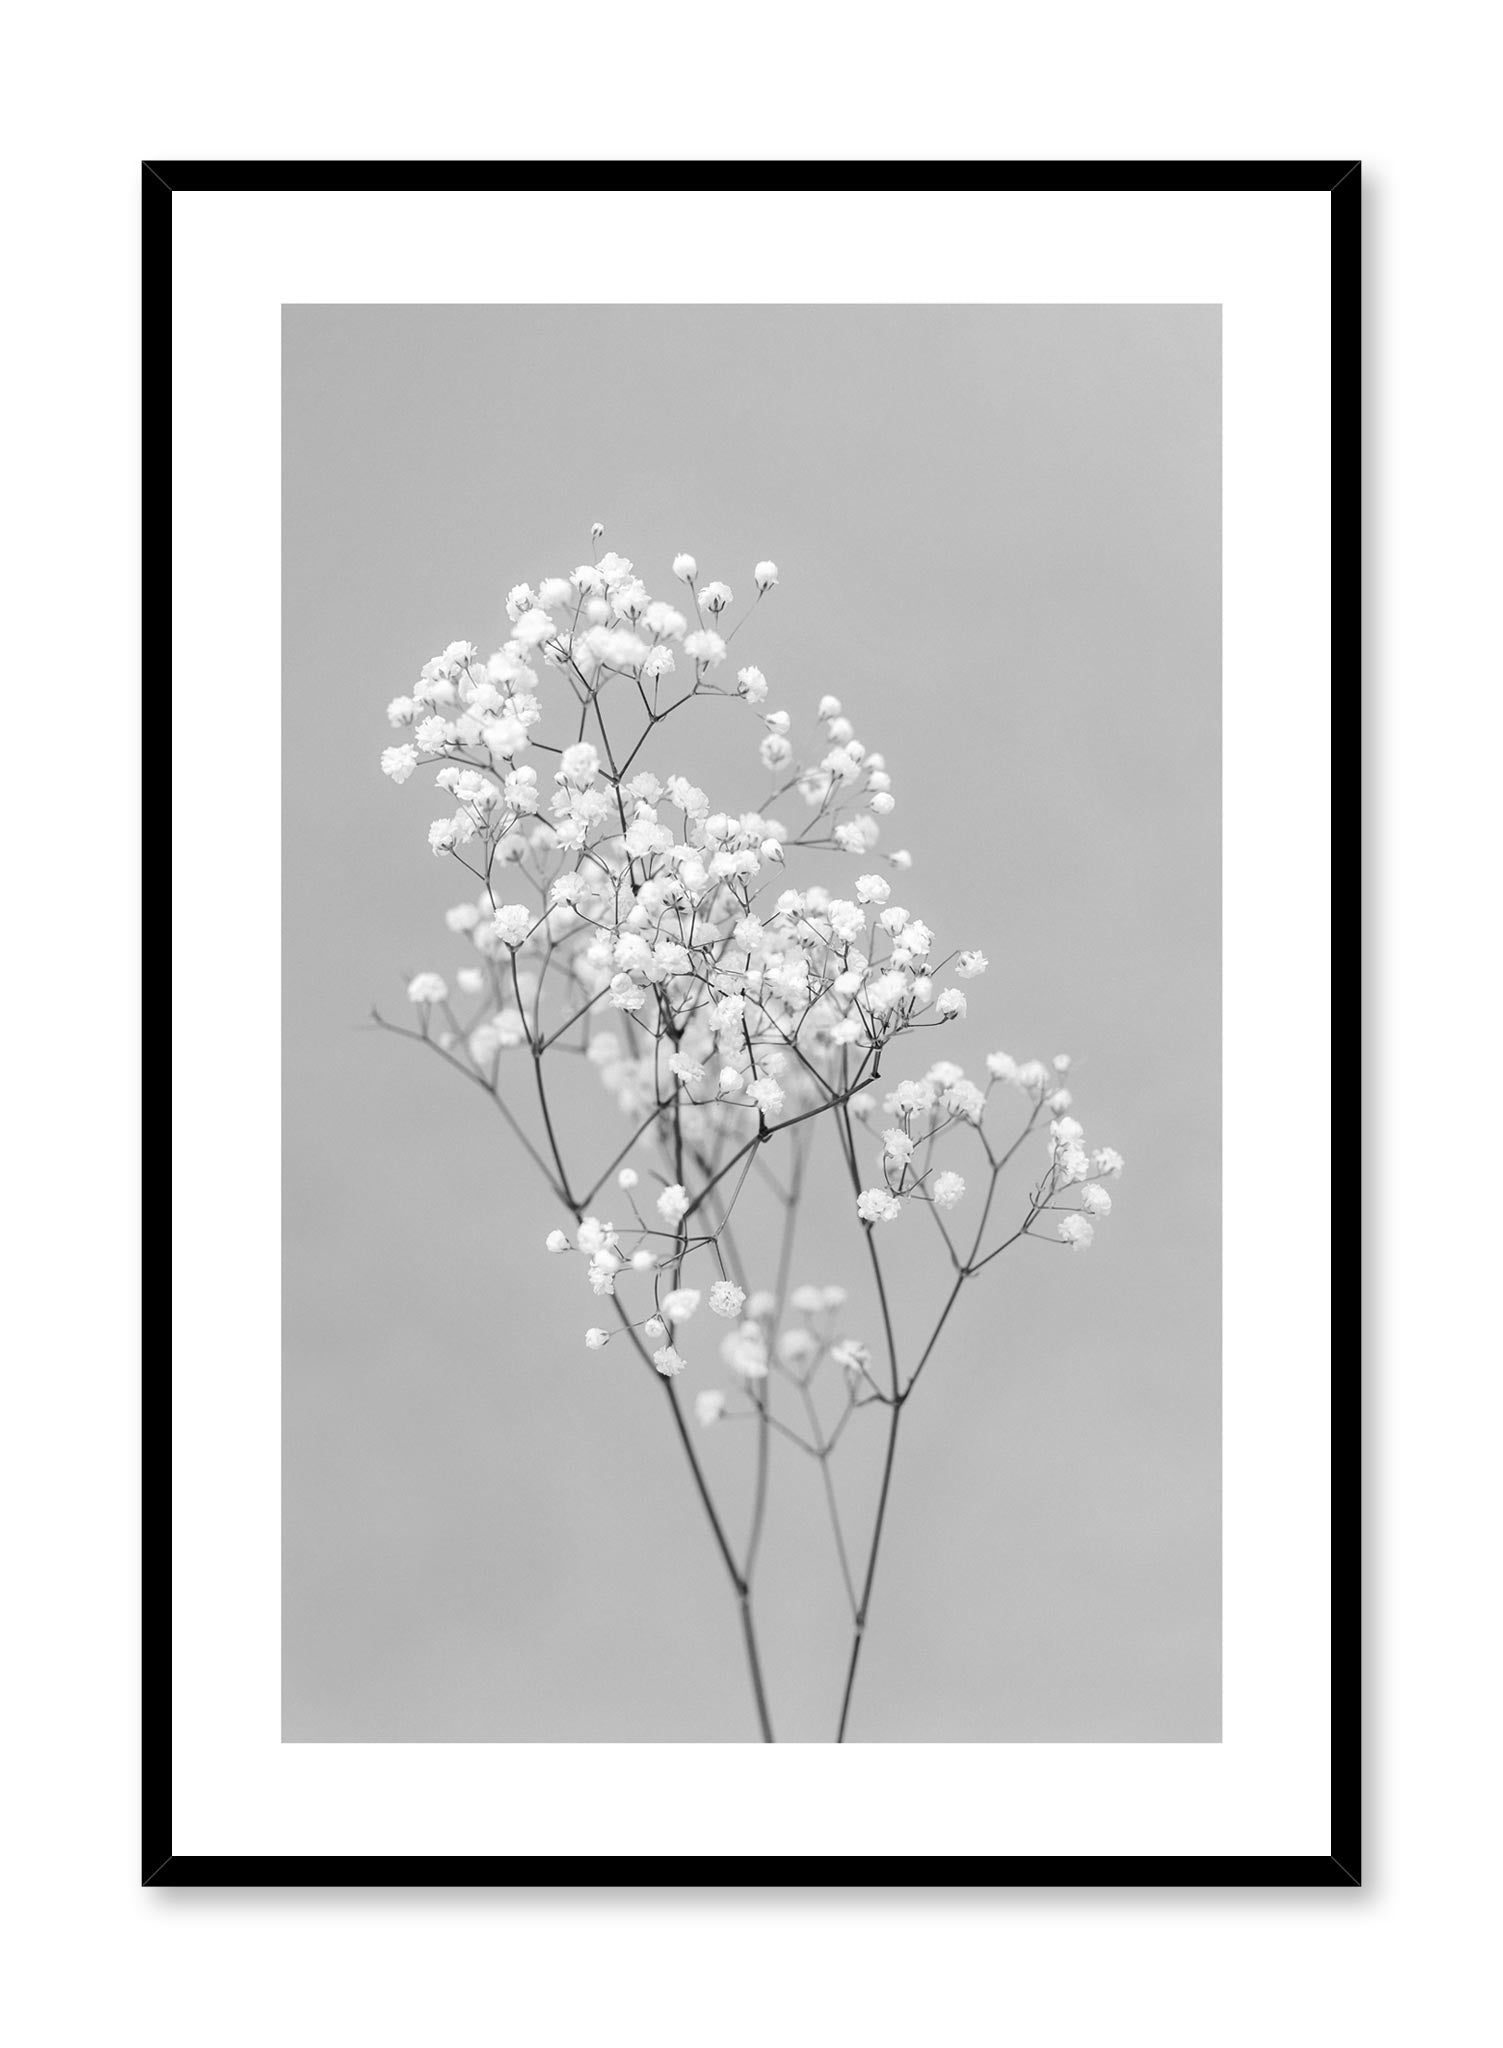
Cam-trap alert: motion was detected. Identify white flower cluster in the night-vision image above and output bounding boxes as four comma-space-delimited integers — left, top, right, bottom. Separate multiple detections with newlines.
846, 1051, 1123, 1244
379, 529, 1121, 1406
690, 1281, 881, 1425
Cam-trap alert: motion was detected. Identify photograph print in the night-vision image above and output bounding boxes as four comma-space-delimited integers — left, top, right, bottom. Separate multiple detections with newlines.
281, 301, 1221, 1746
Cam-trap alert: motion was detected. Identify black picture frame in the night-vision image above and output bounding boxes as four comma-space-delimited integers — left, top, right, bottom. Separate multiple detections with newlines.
145, 156, 1360, 1889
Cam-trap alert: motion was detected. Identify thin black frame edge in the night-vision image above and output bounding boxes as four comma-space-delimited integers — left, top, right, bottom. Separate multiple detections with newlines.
142, 155, 174, 1897
141, 159, 1360, 196
142, 1855, 1360, 1888
1326, 160, 1362, 1892
144, 159, 1360, 1889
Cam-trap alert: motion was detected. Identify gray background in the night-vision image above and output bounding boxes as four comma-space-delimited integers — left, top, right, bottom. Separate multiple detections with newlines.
283, 304, 1220, 1743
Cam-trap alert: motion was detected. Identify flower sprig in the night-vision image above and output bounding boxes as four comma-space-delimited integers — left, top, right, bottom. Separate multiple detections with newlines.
374, 528, 1123, 1742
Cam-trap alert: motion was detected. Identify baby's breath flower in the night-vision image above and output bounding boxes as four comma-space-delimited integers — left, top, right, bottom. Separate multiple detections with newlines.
754, 560, 779, 591
657, 1184, 690, 1225
935, 989, 966, 1021
780, 1328, 818, 1368
617, 1168, 639, 1190
945, 1079, 986, 1123
956, 951, 988, 979
492, 904, 533, 948
381, 745, 419, 784
684, 629, 727, 668
698, 580, 733, 614
584, 1327, 609, 1349
672, 552, 697, 582
512, 609, 556, 649
1058, 1215, 1095, 1250
406, 972, 447, 1005
695, 1390, 726, 1427
831, 1338, 871, 1378
857, 1188, 902, 1224
653, 1345, 686, 1377
643, 1315, 668, 1344
932, 1171, 966, 1210
721, 1322, 769, 1379
737, 665, 769, 703
709, 1281, 746, 1319
545, 1229, 571, 1253
1092, 1147, 1125, 1178
663, 1288, 702, 1324
746, 1076, 785, 1115
1081, 1184, 1113, 1216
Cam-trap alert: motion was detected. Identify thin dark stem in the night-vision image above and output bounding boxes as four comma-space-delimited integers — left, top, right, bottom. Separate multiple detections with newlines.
745, 1381, 773, 1584
738, 1594, 775, 1743
529, 1046, 577, 1215
835, 1401, 902, 1742
614, 1310, 776, 1742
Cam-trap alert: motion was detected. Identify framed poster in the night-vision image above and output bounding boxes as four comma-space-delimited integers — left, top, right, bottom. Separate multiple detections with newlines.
151, 159, 1357, 1884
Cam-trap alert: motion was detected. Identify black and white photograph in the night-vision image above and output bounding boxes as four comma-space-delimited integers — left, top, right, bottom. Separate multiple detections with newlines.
18, 12, 1503, 2039
281, 303, 1222, 1748
142, 161, 1359, 1892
